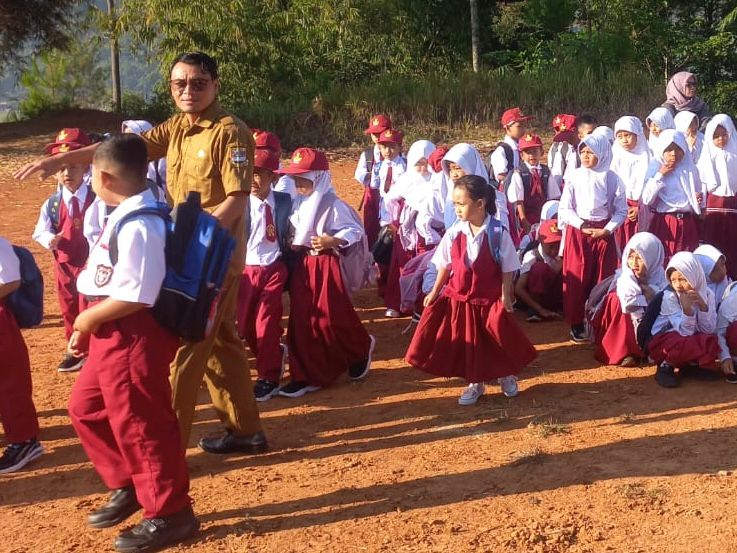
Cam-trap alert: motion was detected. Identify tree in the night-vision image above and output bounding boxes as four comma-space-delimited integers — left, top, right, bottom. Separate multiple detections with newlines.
0, 0, 79, 66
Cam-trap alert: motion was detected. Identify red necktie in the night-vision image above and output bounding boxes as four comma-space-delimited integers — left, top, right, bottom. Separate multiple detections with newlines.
384, 165, 393, 193
530, 168, 543, 198
264, 203, 277, 242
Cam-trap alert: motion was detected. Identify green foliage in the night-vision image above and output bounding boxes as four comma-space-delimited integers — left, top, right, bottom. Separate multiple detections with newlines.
121, 90, 173, 123
17, 42, 107, 119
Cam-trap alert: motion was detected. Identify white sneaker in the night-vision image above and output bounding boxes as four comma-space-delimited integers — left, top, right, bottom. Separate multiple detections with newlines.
385, 309, 401, 318
458, 382, 485, 405
498, 375, 519, 397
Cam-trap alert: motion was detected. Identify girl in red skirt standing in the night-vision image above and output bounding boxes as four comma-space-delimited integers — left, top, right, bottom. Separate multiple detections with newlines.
649, 252, 720, 388
611, 116, 651, 252
559, 133, 627, 342
591, 232, 667, 366
697, 114, 737, 279
278, 148, 376, 398
405, 175, 537, 406
642, 130, 703, 263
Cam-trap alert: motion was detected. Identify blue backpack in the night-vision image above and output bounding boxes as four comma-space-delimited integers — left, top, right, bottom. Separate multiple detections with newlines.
6, 246, 44, 328
109, 192, 235, 342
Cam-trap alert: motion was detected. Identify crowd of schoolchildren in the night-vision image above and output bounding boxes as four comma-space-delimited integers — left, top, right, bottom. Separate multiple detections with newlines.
2, 69, 737, 549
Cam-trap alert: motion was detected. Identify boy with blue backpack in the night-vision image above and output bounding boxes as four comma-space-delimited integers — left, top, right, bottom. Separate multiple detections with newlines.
66, 135, 198, 552
237, 149, 292, 401
32, 128, 95, 373
0, 238, 42, 474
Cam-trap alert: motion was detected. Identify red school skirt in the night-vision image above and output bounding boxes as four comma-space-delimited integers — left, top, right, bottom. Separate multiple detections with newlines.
591, 291, 642, 365
648, 211, 699, 264
703, 194, 737, 280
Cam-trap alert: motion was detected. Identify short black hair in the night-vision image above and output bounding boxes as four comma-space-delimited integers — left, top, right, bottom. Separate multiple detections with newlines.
170, 51, 218, 80
576, 114, 597, 127
93, 133, 148, 186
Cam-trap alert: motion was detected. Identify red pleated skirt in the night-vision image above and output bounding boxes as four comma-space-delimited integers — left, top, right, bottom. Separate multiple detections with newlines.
288, 253, 371, 387
703, 194, 737, 280
648, 211, 699, 264
591, 292, 642, 365
405, 295, 537, 382
648, 330, 719, 369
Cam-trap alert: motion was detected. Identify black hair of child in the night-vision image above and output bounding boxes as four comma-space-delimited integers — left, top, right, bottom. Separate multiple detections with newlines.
454, 175, 497, 217
93, 133, 149, 184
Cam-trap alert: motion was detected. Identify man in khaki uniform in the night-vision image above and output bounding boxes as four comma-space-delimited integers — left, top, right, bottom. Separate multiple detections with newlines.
15, 52, 267, 455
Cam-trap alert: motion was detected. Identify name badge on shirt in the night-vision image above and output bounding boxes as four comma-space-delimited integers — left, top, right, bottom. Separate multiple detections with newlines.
94, 264, 113, 287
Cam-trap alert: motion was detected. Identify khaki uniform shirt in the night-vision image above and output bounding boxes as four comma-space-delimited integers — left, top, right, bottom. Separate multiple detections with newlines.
141, 100, 254, 266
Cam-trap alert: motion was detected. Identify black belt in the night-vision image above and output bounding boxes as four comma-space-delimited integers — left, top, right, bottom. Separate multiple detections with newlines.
84, 295, 108, 302
663, 211, 694, 220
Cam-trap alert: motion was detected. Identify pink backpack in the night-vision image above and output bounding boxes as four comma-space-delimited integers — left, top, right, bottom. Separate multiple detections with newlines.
315, 192, 376, 296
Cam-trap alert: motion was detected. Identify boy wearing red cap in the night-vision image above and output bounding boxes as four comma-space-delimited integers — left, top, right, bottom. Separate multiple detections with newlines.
237, 149, 292, 401
376, 128, 407, 304
490, 107, 533, 185
506, 134, 561, 234
252, 128, 297, 199
354, 114, 392, 248
0, 238, 43, 474
548, 114, 579, 186
515, 219, 564, 322
278, 148, 375, 397
32, 128, 95, 372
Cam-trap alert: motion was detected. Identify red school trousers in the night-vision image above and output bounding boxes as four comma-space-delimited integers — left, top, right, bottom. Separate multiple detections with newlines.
236, 261, 288, 382
68, 308, 190, 518
0, 301, 39, 443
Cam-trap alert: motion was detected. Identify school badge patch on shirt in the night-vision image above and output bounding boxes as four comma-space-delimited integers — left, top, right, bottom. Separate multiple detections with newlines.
230, 147, 248, 166
94, 265, 113, 287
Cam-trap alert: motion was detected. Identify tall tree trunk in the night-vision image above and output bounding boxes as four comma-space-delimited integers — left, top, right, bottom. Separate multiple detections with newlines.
470, 0, 480, 72
107, 0, 121, 112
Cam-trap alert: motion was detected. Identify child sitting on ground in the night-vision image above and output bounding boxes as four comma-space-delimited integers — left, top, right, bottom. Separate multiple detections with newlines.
515, 219, 563, 322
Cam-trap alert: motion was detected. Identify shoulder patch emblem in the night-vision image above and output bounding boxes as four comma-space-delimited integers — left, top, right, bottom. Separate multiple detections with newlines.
94, 265, 113, 287
230, 147, 248, 166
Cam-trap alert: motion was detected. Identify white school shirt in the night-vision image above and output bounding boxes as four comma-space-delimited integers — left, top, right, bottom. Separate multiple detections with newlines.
506, 163, 562, 204
33, 184, 91, 250
84, 196, 108, 249
378, 156, 407, 224
717, 284, 737, 361
320, 198, 364, 247
77, 190, 166, 306
557, 168, 627, 234
519, 244, 559, 275
353, 145, 382, 188
548, 142, 578, 182
489, 136, 519, 179
641, 170, 702, 213
651, 288, 717, 337
246, 191, 282, 266
0, 237, 20, 285
273, 175, 298, 199
431, 216, 520, 273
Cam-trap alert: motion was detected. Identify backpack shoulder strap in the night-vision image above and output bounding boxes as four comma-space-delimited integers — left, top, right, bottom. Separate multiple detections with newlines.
46, 188, 63, 231
109, 205, 170, 265
485, 217, 503, 264
364, 147, 376, 174
273, 191, 292, 251
500, 142, 515, 172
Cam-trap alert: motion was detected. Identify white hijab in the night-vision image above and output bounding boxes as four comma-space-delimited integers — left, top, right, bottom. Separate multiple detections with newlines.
593, 126, 614, 144
616, 232, 667, 310
611, 116, 651, 200
121, 120, 154, 134
694, 244, 730, 301
674, 111, 704, 162
442, 143, 489, 184
578, 132, 613, 174
653, 129, 702, 214
646, 107, 676, 152
697, 114, 737, 194
540, 200, 559, 221
289, 170, 336, 247
662, 251, 709, 316
394, 140, 436, 211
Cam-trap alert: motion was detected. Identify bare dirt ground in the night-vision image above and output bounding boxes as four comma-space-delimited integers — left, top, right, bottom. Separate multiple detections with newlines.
2, 112, 737, 553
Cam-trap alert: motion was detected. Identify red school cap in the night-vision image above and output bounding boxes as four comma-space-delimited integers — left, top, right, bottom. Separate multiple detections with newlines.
538, 219, 562, 244
364, 114, 392, 135
252, 128, 282, 154
253, 149, 280, 172
44, 128, 91, 155
501, 107, 534, 128
552, 114, 577, 133
427, 146, 449, 173
518, 133, 544, 151
377, 128, 403, 146
276, 147, 330, 174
